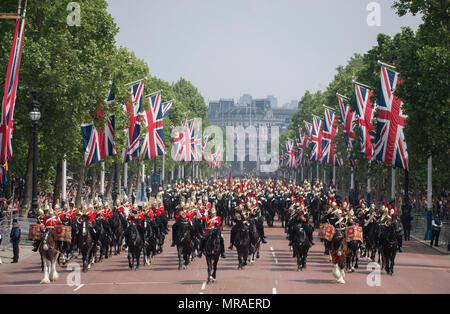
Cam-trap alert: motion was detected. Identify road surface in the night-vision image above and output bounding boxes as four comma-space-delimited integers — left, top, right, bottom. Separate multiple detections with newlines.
0, 220, 449, 294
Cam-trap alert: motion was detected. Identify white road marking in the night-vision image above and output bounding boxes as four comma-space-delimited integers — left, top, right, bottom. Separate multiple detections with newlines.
270, 247, 278, 264
73, 284, 84, 292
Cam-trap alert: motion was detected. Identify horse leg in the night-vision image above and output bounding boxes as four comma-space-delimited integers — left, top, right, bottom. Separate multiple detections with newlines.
51, 256, 59, 281
40, 258, 50, 284
128, 251, 133, 270
177, 247, 183, 270
135, 249, 141, 270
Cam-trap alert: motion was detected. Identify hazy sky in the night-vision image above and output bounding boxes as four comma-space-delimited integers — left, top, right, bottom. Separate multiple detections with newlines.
105, 0, 422, 106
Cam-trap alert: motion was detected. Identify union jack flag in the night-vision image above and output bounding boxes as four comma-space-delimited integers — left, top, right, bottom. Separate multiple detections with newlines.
309, 116, 322, 161
374, 65, 409, 170
123, 81, 144, 163
338, 95, 358, 168
177, 120, 195, 162
286, 139, 295, 168
0, 14, 26, 164
192, 118, 203, 162
171, 125, 184, 162
304, 121, 313, 145
320, 107, 338, 165
140, 93, 166, 160
82, 115, 117, 166
354, 82, 376, 160
334, 153, 343, 167
296, 127, 308, 167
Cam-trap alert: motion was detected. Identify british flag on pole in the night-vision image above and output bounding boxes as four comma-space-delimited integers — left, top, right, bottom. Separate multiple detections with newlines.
320, 107, 338, 165
337, 94, 358, 168
81, 115, 117, 166
354, 81, 376, 160
286, 139, 295, 168
140, 93, 172, 160
374, 65, 409, 170
304, 121, 313, 146
123, 81, 144, 163
0, 12, 26, 165
309, 116, 322, 161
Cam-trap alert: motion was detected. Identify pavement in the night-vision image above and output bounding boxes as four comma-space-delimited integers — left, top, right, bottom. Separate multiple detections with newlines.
0, 219, 449, 294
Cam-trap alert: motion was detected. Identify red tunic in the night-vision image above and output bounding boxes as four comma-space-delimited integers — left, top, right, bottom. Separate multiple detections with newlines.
43, 215, 62, 229
201, 215, 221, 236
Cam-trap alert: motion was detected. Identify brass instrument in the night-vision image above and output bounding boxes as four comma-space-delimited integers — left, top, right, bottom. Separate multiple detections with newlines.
364, 213, 376, 227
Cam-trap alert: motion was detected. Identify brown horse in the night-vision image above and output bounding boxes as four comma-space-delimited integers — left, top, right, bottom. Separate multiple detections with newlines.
329, 229, 349, 284
38, 228, 60, 284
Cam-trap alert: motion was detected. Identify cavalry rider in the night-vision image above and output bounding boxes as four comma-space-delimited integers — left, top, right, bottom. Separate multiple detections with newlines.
228, 203, 247, 250
248, 197, 267, 244
287, 199, 314, 247
197, 205, 226, 258
32, 203, 48, 252
43, 206, 63, 230
155, 198, 169, 235
171, 201, 195, 247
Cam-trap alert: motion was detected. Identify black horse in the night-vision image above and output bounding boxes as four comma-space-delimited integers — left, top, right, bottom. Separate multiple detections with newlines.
175, 220, 193, 270
264, 197, 277, 227
233, 222, 250, 270
292, 223, 310, 271
204, 226, 222, 284
309, 195, 323, 229
109, 210, 125, 255
363, 221, 378, 261
346, 239, 361, 272
142, 217, 157, 266
93, 218, 111, 263
58, 217, 77, 264
380, 223, 398, 275
77, 217, 95, 272
248, 217, 261, 263
124, 221, 144, 270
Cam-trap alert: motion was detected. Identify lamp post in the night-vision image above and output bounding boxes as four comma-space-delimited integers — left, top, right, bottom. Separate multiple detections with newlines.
29, 90, 41, 214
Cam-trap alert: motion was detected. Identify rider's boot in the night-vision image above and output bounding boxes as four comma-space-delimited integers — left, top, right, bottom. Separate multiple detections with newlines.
197, 238, 204, 258
220, 236, 227, 258
32, 240, 40, 252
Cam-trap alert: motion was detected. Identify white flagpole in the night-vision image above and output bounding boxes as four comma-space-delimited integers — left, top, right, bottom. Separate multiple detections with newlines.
62, 155, 67, 204
100, 162, 105, 201
124, 163, 128, 195
391, 167, 396, 202
350, 168, 354, 190
141, 163, 145, 202
316, 162, 319, 183
162, 154, 165, 188
124, 77, 148, 87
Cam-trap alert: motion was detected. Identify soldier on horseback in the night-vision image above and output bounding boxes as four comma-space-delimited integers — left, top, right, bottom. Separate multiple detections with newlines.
198, 205, 226, 258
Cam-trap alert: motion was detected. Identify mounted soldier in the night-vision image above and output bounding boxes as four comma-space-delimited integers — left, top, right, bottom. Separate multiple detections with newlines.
198, 205, 226, 258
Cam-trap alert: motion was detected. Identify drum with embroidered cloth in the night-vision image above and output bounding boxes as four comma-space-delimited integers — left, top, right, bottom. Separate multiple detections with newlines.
28, 224, 44, 240
345, 225, 363, 243
319, 223, 335, 242
54, 225, 72, 243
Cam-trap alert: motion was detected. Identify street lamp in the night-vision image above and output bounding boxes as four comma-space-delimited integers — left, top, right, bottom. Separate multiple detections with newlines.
30, 90, 40, 215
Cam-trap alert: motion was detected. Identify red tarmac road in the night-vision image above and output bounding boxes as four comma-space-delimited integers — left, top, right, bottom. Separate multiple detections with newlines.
0, 220, 449, 294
